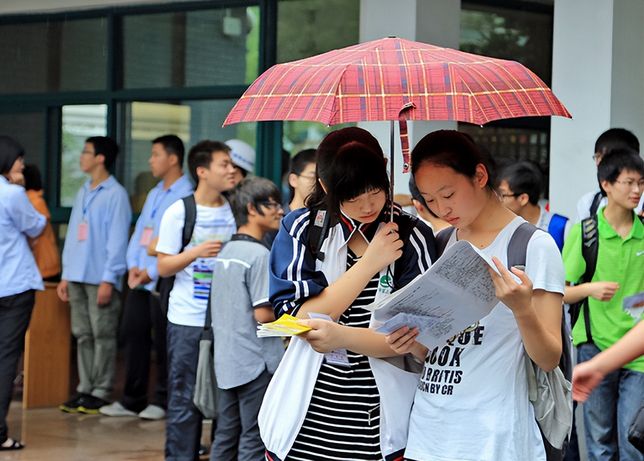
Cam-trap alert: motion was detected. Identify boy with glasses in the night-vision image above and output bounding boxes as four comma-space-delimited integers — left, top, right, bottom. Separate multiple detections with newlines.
209, 177, 285, 460
57, 136, 131, 414
497, 161, 570, 250
576, 128, 641, 221
563, 148, 644, 461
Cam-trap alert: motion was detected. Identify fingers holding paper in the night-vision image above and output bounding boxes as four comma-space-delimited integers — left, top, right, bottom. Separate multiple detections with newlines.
385, 326, 428, 361
298, 318, 344, 353
488, 256, 533, 315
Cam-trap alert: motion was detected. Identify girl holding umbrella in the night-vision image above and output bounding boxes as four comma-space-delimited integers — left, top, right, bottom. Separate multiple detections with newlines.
262, 127, 436, 460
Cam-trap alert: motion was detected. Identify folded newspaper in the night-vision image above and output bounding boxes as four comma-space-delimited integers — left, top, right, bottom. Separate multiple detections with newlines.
256, 314, 312, 337
371, 240, 501, 349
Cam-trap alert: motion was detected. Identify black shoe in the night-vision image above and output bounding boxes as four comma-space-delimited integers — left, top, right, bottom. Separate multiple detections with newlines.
59, 394, 87, 413
78, 395, 110, 415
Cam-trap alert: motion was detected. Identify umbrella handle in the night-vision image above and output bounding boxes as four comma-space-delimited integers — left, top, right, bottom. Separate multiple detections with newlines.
390, 102, 416, 222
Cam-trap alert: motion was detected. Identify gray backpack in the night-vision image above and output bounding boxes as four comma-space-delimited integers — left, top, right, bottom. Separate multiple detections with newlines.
435, 222, 573, 461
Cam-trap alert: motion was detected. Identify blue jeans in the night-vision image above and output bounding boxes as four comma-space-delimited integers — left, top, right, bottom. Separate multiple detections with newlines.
165, 322, 203, 461
578, 343, 644, 461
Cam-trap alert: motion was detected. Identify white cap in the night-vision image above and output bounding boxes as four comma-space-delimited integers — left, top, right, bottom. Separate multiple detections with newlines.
225, 139, 255, 173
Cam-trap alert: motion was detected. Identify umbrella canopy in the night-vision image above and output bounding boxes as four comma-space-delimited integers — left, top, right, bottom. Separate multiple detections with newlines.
223, 36, 571, 127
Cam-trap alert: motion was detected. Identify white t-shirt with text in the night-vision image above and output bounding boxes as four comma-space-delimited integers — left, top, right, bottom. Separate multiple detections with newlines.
156, 198, 236, 327
405, 217, 565, 461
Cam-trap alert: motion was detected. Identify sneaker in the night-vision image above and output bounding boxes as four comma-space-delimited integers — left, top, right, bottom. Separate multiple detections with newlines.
99, 401, 137, 417
78, 395, 110, 415
138, 404, 166, 420
59, 394, 86, 413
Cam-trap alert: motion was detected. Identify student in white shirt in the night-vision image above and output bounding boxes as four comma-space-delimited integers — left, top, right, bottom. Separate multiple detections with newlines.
156, 140, 237, 461
387, 130, 565, 461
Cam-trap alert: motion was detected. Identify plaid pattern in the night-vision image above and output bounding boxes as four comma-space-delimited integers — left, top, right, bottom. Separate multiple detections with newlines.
224, 37, 571, 127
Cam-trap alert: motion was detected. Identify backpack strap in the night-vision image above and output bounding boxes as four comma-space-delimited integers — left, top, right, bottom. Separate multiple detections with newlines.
577, 216, 599, 344
435, 227, 456, 257
181, 195, 197, 251
307, 208, 331, 262
507, 222, 538, 269
547, 214, 568, 252
589, 191, 603, 217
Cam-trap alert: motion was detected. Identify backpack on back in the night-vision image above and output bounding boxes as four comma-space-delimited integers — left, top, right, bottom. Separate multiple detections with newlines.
156, 195, 197, 313
435, 223, 573, 461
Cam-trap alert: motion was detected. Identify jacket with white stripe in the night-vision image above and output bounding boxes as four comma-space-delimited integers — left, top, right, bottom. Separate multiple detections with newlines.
262, 203, 437, 460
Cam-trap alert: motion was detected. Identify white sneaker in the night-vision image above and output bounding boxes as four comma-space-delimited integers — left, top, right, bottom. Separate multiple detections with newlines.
138, 404, 166, 420
99, 401, 137, 417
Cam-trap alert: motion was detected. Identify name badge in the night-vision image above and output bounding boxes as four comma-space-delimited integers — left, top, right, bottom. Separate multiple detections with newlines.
193, 262, 214, 301
140, 226, 154, 246
78, 221, 89, 241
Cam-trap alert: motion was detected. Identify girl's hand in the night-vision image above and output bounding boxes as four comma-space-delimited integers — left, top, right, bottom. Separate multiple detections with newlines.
385, 326, 428, 360
362, 222, 403, 272
488, 256, 533, 316
298, 319, 345, 353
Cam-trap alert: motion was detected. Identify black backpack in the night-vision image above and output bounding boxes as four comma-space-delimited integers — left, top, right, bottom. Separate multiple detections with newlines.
435, 223, 573, 461
156, 195, 197, 313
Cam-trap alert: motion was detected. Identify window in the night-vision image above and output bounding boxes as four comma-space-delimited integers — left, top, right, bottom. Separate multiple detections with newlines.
0, 18, 108, 93
119, 100, 257, 212
60, 105, 108, 207
460, 1, 554, 195
122, 7, 260, 88
277, 0, 360, 63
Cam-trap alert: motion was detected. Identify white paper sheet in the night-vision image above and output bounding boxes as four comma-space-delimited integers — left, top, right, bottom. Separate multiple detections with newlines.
371, 240, 499, 348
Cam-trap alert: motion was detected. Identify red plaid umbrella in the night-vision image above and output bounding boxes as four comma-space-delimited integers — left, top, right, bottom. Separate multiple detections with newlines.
224, 36, 570, 127
224, 37, 570, 175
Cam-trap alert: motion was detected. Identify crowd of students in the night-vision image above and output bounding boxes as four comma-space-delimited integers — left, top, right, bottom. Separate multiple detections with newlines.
0, 125, 642, 461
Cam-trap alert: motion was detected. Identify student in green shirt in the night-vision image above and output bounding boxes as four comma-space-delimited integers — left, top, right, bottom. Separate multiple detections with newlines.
563, 148, 644, 461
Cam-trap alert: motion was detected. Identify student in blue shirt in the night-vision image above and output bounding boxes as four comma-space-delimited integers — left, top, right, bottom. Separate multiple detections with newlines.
57, 136, 132, 414
99, 135, 193, 421
0, 136, 46, 451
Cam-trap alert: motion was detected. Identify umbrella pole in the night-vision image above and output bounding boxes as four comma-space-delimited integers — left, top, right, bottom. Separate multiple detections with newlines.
389, 120, 395, 223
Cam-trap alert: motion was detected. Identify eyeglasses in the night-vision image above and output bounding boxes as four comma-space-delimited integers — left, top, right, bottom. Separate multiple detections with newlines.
297, 174, 316, 181
499, 192, 519, 199
258, 201, 283, 210
614, 179, 644, 190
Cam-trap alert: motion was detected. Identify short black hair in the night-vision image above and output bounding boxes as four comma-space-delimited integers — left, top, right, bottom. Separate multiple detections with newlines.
408, 175, 438, 218
187, 140, 231, 184
229, 176, 281, 227
152, 134, 185, 167
597, 148, 644, 196
499, 161, 544, 205
86, 136, 119, 170
594, 128, 639, 155
23, 164, 43, 191
288, 148, 316, 202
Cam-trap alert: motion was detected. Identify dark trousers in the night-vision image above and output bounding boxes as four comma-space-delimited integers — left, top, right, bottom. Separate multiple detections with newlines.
0, 290, 35, 444
210, 369, 271, 461
165, 322, 203, 461
119, 289, 167, 412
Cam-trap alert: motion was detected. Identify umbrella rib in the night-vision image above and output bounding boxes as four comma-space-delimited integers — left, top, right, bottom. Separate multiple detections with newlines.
489, 60, 538, 115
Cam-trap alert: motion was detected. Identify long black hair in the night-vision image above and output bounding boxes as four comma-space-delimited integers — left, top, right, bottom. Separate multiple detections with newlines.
306, 127, 389, 217
0, 135, 24, 175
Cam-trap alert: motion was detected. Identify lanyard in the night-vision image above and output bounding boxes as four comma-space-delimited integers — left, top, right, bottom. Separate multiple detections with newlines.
82, 185, 103, 217
150, 187, 172, 220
